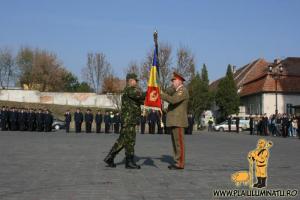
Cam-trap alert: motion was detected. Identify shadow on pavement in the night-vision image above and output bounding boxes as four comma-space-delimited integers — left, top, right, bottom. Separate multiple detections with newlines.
135, 154, 174, 167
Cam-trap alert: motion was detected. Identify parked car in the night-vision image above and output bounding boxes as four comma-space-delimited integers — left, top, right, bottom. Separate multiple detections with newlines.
52, 118, 65, 130
214, 119, 249, 132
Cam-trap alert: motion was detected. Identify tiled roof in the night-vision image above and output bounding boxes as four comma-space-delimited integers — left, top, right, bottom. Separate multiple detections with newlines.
210, 57, 300, 97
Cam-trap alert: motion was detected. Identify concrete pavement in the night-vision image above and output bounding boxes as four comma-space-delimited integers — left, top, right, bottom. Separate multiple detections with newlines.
0, 131, 299, 200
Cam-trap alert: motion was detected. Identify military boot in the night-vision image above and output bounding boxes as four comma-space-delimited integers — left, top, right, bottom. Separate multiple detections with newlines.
257, 177, 266, 188
253, 177, 261, 188
125, 155, 141, 169
104, 149, 117, 168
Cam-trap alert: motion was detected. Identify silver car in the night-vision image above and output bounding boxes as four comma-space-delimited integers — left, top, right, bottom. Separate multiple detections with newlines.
214, 119, 249, 132
52, 118, 66, 130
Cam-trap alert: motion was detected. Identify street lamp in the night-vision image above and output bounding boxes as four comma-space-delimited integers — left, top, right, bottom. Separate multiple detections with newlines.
268, 59, 284, 115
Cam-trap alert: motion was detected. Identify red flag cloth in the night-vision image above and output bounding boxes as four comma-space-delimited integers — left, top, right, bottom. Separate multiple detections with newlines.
144, 49, 162, 109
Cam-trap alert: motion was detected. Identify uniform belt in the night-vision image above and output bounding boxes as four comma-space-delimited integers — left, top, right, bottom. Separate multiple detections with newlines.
257, 164, 266, 167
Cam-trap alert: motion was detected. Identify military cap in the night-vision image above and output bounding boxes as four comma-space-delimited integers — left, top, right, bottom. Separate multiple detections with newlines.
171, 72, 185, 82
126, 73, 139, 81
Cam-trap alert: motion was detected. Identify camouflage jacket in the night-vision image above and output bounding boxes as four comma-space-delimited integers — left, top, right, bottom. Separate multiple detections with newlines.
121, 85, 145, 125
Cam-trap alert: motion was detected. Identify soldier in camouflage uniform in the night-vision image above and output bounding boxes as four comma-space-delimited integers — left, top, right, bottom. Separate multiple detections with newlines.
104, 73, 145, 169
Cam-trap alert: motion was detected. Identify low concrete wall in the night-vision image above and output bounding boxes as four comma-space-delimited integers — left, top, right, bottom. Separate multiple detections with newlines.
0, 89, 119, 109
0, 90, 41, 103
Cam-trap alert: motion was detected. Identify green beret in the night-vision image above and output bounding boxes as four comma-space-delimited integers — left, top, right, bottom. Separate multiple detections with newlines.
126, 73, 139, 81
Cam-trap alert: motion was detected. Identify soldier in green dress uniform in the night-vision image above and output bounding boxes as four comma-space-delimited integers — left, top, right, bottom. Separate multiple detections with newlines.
161, 72, 189, 170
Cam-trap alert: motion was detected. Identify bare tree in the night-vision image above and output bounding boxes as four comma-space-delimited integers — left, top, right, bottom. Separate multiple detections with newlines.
101, 74, 125, 94
16, 47, 68, 91
141, 42, 172, 90
107, 94, 122, 111
33, 50, 66, 91
174, 46, 196, 84
125, 60, 140, 75
103, 74, 124, 111
83, 52, 111, 94
0, 48, 16, 88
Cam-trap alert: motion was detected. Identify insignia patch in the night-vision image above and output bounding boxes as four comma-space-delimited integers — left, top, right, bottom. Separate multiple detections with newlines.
149, 90, 158, 101
177, 90, 183, 96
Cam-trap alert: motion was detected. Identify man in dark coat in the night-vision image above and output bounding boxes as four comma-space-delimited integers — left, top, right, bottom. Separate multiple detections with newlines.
64, 110, 71, 133
27, 108, 36, 131
74, 108, 83, 133
25, 108, 30, 130
235, 116, 240, 133
18, 108, 27, 131
44, 110, 53, 132
249, 115, 254, 135
95, 110, 102, 133
262, 113, 269, 136
186, 113, 194, 134
282, 114, 289, 137
36, 109, 44, 132
140, 113, 146, 134
85, 109, 93, 133
113, 112, 121, 134
1, 106, 8, 131
147, 109, 156, 134
104, 111, 110, 133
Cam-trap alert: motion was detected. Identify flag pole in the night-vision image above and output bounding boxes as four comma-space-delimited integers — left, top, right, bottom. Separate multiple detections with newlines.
153, 30, 159, 77
153, 31, 164, 128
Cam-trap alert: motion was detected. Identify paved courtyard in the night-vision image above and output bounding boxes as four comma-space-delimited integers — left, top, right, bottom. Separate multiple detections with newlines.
0, 131, 299, 200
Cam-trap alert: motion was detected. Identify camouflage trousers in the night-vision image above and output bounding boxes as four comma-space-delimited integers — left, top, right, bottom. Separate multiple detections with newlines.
110, 124, 136, 157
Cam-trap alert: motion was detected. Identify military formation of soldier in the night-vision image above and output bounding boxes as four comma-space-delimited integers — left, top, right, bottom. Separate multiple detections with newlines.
63, 108, 194, 135
0, 107, 53, 132
64, 109, 122, 134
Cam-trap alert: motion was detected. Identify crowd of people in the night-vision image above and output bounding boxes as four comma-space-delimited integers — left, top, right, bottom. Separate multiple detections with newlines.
249, 113, 300, 138
0, 106, 53, 132
223, 113, 299, 138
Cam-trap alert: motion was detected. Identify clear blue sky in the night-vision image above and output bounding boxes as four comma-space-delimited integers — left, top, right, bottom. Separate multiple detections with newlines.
0, 0, 299, 82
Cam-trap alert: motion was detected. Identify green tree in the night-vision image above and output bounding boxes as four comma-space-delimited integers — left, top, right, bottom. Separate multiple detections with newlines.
201, 64, 209, 87
62, 72, 80, 92
188, 72, 202, 123
188, 64, 212, 124
76, 82, 93, 92
215, 64, 240, 121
